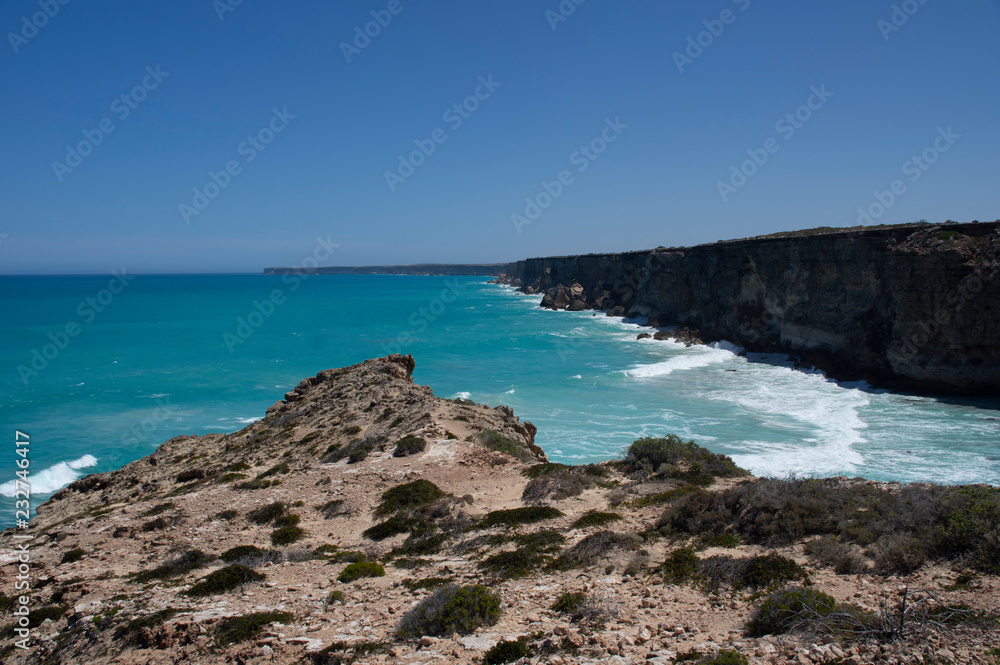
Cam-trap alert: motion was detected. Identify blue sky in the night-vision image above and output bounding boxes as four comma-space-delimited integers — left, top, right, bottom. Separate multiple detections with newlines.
1, 0, 998, 274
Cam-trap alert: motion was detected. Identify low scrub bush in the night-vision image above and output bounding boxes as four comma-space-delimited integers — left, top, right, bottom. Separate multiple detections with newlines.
746, 588, 838, 637
214, 611, 293, 646
317, 499, 354, 519
874, 535, 926, 574
271, 525, 305, 546
248, 502, 286, 525
477, 506, 563, 529
274, 513, 301, 528
396, 584, 501, 638
477, 429, 532, 462
133, 549, 213, 583
552, 591, 587, 615
184, 564, 264, 597
326, 590, 345, 604
622, 435, 749, 483
27, 605, 67, 628
659, 547, 700, 584
338, 561, 385, 583
484, 639, 529, 665
375, 479, 447, 517
141, 517, 169, 532
364, 515, 429, 541
220, 545, 264, 562
393, 435, 427, 457
572, 510, 622, 529
403, 577, 453, 592
804, 536, 868, 574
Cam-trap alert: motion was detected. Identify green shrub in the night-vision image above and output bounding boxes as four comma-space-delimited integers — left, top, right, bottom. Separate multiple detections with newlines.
27, 605, 67, 628
484, 639, 529, 665
215, 509, 239, 521
364, 515, 429, 541
746, 588, 838, 637
344, 425, 362, 435
397, 585, 501, 638
572, 510, 622, 529
479, 547, 549, 579
478, 506, 563, 529
133, 549, 213, 583
234, 478, 279, 490
522, 462, 571, 478
393, 435, 427, 457
478, 429, 531, 462
326, 590, 345, 604
220, 545, 264, 562
307, 641, 389, 665
623, 435, 749, 482
375, 480, 446, 517
274, 513, 301, 527
552, 591, 587, 615
660, 547, 700, 584
695, 533, 740, 549
348, 447, 369, 464
60, 548, 86, 564
338, 561, 386, 583
119, 609, 178, 647
874, 535, 926, 574
214, 611, 293, 646
329, 550, 368, 564
804, 536, 867, 574
271, 525, 305, 546
184, 564, 264, 597
258, 463, 290, 478
734, 554, 804, 590
248, 501, 286, 525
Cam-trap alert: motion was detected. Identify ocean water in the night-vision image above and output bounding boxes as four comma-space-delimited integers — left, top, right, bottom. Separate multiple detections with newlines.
1, 274, 998, 526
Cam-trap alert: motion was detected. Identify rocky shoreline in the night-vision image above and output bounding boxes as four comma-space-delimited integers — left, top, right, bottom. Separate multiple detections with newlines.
493, 221, 1000, 395
1, 355, 997, 665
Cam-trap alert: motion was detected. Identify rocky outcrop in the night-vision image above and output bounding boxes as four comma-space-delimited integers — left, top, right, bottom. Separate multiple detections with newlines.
498, 222, 1000, 394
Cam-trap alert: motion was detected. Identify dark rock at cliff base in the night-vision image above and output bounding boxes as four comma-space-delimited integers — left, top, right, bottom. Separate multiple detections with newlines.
637, 333, 652, 340
607, 306, 626, 317
653, 327, 705, 347
567, 299, 588, 311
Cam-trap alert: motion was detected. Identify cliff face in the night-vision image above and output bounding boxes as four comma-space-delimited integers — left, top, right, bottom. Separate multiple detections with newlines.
263, 264, 509, 276
500, 223, 1000, 394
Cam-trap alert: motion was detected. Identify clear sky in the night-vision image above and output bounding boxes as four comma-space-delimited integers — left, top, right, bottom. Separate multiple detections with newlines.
1, 0, 998, 274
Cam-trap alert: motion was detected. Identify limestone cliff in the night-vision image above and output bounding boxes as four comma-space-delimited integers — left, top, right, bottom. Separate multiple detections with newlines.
497, 222, 1000, 394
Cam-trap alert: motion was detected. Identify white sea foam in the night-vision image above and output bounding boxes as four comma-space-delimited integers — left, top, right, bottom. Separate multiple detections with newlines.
625, 344, 737, 378
0, 455, 98, 498
452, 391, 472, 400
570, 375, 582, 379
505, 389, 516, 394
236, 417, 261, 424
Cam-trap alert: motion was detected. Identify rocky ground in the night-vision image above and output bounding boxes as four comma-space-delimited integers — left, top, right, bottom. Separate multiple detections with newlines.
1, 355, 997, 665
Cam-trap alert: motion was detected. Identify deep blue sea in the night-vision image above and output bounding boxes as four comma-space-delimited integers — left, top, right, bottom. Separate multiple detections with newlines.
1, 274, 998, 527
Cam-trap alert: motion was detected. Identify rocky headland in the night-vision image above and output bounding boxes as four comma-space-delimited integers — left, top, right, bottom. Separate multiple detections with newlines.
494, 221, 1000, 395
2, 355, 998, 665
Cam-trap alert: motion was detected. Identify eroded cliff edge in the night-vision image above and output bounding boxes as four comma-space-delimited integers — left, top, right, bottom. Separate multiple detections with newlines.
497, 222, 1000, 394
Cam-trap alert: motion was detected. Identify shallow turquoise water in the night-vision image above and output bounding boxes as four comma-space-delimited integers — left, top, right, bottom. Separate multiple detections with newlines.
1, 275, 997, 526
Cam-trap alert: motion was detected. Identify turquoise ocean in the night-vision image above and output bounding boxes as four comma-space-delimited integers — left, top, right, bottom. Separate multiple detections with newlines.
1, 274, 998, 527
